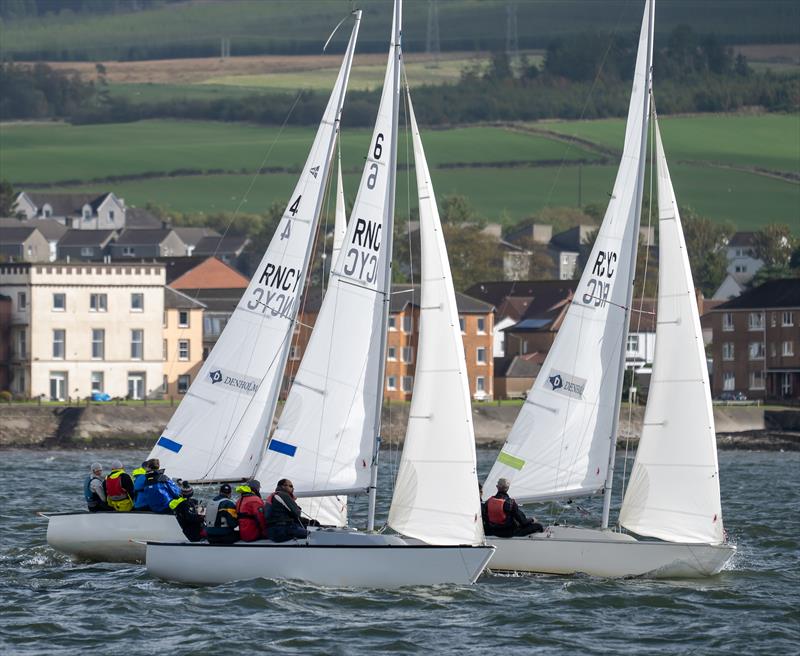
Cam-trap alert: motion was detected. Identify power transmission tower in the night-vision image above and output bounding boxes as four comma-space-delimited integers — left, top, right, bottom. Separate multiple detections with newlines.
426, 0, 440, 67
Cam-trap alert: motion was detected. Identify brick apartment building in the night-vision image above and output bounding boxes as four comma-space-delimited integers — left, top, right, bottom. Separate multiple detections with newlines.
708, 279, 799, 402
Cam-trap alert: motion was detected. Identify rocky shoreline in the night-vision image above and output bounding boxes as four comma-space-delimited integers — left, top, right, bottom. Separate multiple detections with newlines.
1, 403, 797, 451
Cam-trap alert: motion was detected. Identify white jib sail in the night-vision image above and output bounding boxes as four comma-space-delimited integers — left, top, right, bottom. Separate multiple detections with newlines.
330, 146, 347, 275
483, 1, 652, 504
149, 15, 361, 482
387, 93, 484, 546
618, 118, 724, 544
254, 22, 401, 503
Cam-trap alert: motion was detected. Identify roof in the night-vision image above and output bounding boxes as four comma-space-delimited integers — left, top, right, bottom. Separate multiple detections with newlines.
728, 232, 757, 247
505, 281, 577, 332
193, 235, 250, 255
165, 286, 207, 310
172, 227, 220, 246
170, 256, 249, 290
713, 279, 800, 310
175, 287, 244, 312
126, 207, 164, 230
496, 295, 533, 321
21, 192, 113, 216
0, 226, 39, 244
549, 225, 595, 252
465, 280, 576, 308
494, 353, 546, 378
114, 228, 175, 245
0, 218, 67, 241
57, 229, 116, 247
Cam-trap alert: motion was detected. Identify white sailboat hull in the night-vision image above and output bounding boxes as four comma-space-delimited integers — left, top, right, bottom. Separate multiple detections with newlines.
146, 529, 495, 588
45, 511, 184, 563
487, 526, 735, 578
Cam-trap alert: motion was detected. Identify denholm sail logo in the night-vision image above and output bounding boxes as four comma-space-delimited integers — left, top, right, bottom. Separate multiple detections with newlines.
208, 368, 259, 395
547, 369, 586, 399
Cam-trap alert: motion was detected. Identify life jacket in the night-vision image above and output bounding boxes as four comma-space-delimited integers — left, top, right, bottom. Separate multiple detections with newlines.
486, 497, 509, 526
105, 469, 133, 512
235, 493, 265, 542
205, 496, 237, 531
170, 497, 206, 542
140, 470, 180, 513
83, 475, 103, 509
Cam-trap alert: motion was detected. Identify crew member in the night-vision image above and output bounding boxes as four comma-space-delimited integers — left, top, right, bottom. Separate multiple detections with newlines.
266, 479, 308, 543
205, 483, 239, 544
484, 477, 544, 537
84, 462, 110, 512
235, 479, 266, 542
170, 481, 206, 542
131, 462, 147, 507
136, 458, 181, 513
104, 460, 134, 512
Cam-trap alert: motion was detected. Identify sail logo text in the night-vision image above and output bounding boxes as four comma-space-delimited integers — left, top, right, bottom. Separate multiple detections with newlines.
547, 369, 586, 399
342, 217, 382, 284
582, 249, 618, 308
245, 262, 301, 318
208, 368, 260, 396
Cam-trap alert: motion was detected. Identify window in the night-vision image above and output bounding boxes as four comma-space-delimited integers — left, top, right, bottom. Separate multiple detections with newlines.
476, 347, 487, 364
781, 373, 793, 397
109, 210, 115, 223
783, 312, 795, 327
459, 317, 465, 333
402, 316, 413, 333
91, 372, 104, 394
17, 330, 26, 359
723, 372, 735, 391
127, 372, 145, 400
17, 291, 26, 310
163, 339, 168, 360
387, 376, 397, 390
402, 376, 414, 392
627, 335, 640, 353
748, 342, 765, 360
722, 313, 734, 332
388, 316, 397, 331
748, 312, 764, 331
476, 376, 486, 392
771, 312, 777, 327
131, 293, 144, 312
402, 346, 414, 364
90, 293, 107, 312
91, 329, 105, 360
53, 293, 65, 311
477, 317, 486, 334
52, 329, 65, 359
178, 310, 189, 328
163, 310, 167, 328
387, 346, 397, 361
82, 207, 91, 219
81, 247, 94, 257
178, 339, 190, 361
749, 370, 766, 390
783, 341, 795, 357
734, 265, 746, 273
122, 246, 135, 257
14, 369, 26, 394
771, 343, 777, 358
722, 343, 734, 361
289, 346, 300, 361
162, 375, 168, 394
178, 375, 190, 394
131, 329, 143, 360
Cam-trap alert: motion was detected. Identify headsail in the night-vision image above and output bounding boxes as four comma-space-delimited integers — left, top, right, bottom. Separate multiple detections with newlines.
387, 93, 484, 546
331, 147, 347, 275
149, 14, 361, 482
483, 0, 653, 504
254, 6, 401, 502
618, 117, 725, 544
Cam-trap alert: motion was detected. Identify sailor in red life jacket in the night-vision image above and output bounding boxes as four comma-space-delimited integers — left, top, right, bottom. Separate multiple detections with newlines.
484, 477, 544, 538
104, 460, 134, 512
235, 479, 267, 541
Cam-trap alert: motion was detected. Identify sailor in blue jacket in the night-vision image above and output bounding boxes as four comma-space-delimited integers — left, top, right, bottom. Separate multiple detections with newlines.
135, 458, 181, 513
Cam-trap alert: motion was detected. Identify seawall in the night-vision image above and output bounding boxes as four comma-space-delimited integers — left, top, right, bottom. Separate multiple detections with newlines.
1, 402, 796, 450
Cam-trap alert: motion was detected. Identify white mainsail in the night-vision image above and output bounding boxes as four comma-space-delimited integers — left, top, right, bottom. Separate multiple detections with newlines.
618, 118, 725, 544
254, 10, 401, 503
149, 16, 361, 482
483, 0, 653, 504
331, 147, 348, 274
387, 93, 484, 546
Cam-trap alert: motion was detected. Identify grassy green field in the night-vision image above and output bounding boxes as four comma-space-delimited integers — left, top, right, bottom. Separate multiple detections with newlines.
2, 115, 797, 229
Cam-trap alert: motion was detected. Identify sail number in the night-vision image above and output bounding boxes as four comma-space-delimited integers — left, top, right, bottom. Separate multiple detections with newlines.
342, 217, 381, 284
582, 250, 617, 308
373, 133, 384, 160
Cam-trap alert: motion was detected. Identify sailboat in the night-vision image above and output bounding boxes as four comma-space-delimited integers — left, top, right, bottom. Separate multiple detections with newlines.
43, 12, 363, 563
145, 0, 493, 588
482, 0, 735, 577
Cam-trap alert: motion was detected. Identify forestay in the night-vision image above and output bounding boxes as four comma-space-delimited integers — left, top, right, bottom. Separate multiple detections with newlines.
331, 147, 347, 274
254, 19, 401, 500
149, 16, 361, 482
618, 118, 725, 544
483, 2, 652, 504
387, 94, 484, 546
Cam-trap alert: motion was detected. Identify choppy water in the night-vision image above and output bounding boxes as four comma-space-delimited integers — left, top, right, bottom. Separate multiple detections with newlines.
1, 447, 797, 655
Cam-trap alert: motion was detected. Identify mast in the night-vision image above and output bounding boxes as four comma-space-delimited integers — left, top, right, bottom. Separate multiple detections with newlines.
601, 0, 654, 529
367, 0, 402, 531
